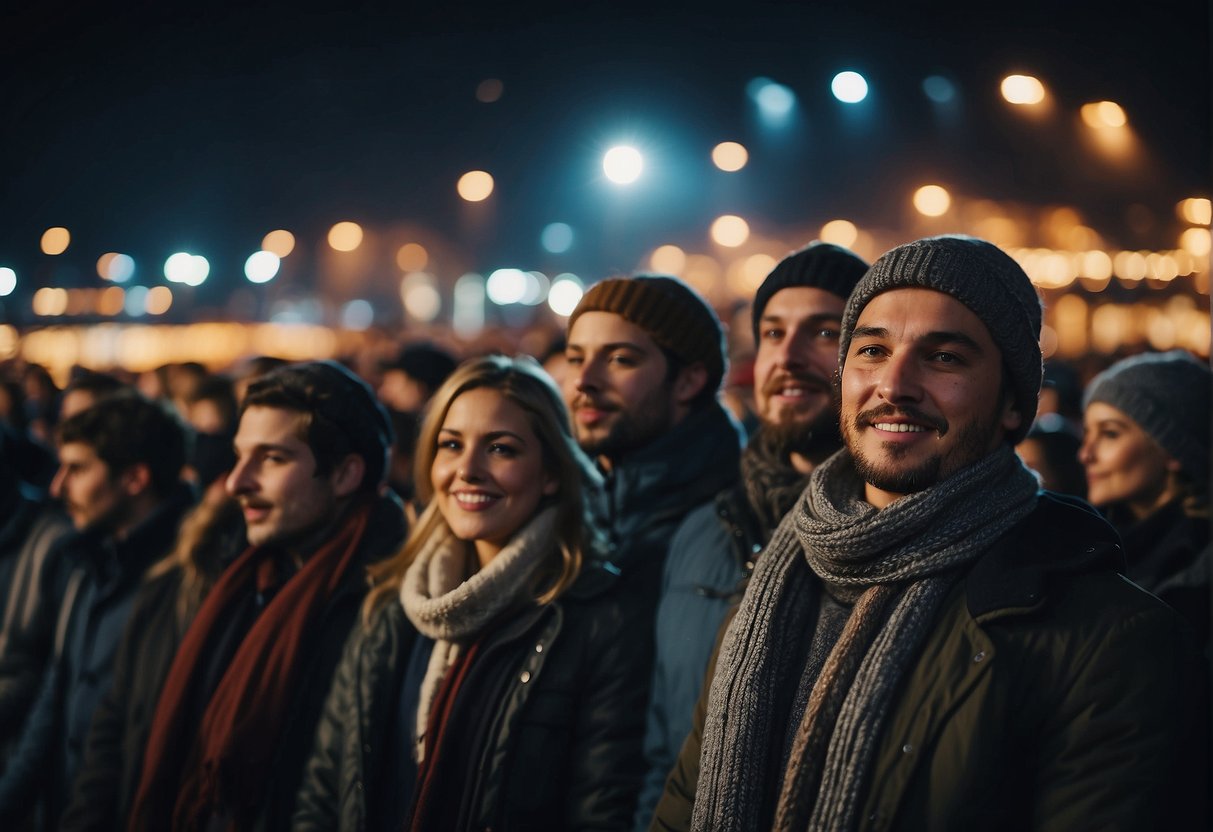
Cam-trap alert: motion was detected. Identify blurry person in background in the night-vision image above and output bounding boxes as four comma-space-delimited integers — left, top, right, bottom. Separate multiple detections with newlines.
0, 377, 56, 489
1038, 360, 1084, 432
295, 356, 648, 830
377, 341, 458, 415
180, 374, 239, 492
539, 334, 571, 389
124, 361, 404, 832
1016, 412, 1087, 499
134, 364, 172, 404
0, 392, 193, 830
59, 371, 127, 421
387, 408, 423, 514
22, 365, 60, 446
1080, 350, 1211, 649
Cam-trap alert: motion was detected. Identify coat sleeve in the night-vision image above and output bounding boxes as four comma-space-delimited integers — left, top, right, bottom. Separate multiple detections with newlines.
1031, 603, 1209, 830
0, 660, 60, 822
293, 622, 363, 832
563, 594, 654, 831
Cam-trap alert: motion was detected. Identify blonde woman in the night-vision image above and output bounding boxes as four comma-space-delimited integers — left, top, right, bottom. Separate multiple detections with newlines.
295, 355, 650, 830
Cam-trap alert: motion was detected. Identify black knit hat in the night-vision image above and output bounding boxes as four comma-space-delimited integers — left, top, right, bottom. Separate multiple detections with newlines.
839, 235, 1043, 443
751, 241, 869, 344
568, 274, 727, 395
1083, 350, 1211, 485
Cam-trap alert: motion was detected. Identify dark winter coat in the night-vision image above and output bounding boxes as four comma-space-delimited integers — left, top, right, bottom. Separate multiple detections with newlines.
294, 567, 653, 831
60, 492, 407, 832
652, 492, 1209, 831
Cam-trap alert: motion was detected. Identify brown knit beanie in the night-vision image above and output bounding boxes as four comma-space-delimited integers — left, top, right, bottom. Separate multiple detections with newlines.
568, 274, 727, 395
839, 235, 1043, 444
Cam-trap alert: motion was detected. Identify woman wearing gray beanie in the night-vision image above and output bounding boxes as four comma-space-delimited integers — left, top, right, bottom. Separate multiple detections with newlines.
1079, 349, 1210, 648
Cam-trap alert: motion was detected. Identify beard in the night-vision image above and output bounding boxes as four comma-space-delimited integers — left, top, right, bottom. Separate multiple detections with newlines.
762, 401, 843, 464
845, 402, 1004, 496
574, 387, 676, 462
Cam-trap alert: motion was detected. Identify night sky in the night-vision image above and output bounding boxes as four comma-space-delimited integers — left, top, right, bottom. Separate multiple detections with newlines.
2, 0, 1209, 320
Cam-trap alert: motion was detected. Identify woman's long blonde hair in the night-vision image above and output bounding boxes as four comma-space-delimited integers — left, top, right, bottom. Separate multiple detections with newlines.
364, 354, 601, 621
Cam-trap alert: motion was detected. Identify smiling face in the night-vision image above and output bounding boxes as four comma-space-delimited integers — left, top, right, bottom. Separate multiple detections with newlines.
840, 288, 1022, 508
753, 287, 847, 466
226, 405, 352, 553
431, 387, 557, 566
1079, 401, 1178, 519
564, 311, 692, 465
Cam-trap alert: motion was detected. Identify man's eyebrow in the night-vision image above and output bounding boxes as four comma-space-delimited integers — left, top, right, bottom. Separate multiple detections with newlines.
234, 441, 296, 455
851, 325, 889, 340
566, 341, 649, 353
921, 330, 985, 353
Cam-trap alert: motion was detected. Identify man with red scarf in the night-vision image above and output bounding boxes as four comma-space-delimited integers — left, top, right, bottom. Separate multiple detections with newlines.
114, 361, 405, 832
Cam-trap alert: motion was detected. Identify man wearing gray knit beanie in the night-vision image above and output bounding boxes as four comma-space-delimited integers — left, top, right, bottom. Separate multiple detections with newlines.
652, 235, 1206, 831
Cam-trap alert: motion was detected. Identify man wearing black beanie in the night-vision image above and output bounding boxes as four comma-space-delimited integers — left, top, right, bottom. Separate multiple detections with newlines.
633, 241, 869, 829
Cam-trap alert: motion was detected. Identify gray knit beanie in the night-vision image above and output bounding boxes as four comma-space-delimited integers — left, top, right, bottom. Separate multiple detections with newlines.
1083, 350, 1211, 485
839, 235, 1043, 444
751, 241, 869, 344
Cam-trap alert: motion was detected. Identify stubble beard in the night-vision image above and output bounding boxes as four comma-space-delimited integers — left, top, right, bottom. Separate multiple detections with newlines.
576, 389, 675, 463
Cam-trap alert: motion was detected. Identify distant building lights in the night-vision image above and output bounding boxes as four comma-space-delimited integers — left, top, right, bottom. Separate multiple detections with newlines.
831, 71, 869, 103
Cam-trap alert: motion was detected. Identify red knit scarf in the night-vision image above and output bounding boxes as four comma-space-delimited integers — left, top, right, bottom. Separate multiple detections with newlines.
128, 497, 374, 832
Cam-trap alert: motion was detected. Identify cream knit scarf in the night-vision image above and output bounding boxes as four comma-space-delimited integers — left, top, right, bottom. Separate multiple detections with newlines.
400, 507, 558, 762
692, 444, 1040, 831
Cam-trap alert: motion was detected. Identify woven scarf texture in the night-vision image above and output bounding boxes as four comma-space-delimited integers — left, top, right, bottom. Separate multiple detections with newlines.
740, 428, 814, 541
693, 444, 1039, 831
400, 507, 557, 762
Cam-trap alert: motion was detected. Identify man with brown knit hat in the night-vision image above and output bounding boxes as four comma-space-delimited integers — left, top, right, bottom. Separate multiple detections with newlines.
633, 241, 869, 829
653, 235, 1206, 830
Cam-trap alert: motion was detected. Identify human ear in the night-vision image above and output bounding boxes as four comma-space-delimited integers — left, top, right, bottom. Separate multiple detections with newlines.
331, 454, 366, 498
120, 463, 152, 498
674, 363, 709, 406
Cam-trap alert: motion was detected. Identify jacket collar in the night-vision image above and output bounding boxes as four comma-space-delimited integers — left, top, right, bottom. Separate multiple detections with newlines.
965, 491, 1125, 620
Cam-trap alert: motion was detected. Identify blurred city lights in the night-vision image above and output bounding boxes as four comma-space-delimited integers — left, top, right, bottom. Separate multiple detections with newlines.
96, 253, 135, 283
711, 142, 748, 172
748, 77, 796, 124
396, 243, 429, 271
262, 229, 296, 257
401, 272, 441, 322
711, 215, 750, 247
820, 219, 859, 247
244, 251, 281, 283
922, 76, 956, 104
164, 252, 209, 285
1080, 101, 1127, 129
328, 221, 364, 251
1181, 228, 1212, 257
548, 274, 584, 316
651, 245, 687, 274
831, 71, 869, 103
741, 254, 777, 290
40, 227, 71, 255
0, 268, 15, 297
913, 185, 952, 217
486, 268, 528, 304
341, 300, 374, 330
453, 273, 486, 338
476, 78, 504, 103
1001, 74, 1046, 105
603, 146, 643, 185
125, 286, 149, 316
98, 287, 125, 316
146, 286, 173, 315
541, 223, 575, 254
1178, 198, 1212, 226
33, 288, 69, 316
521, 271, 549, 306
457, 170, 495, 201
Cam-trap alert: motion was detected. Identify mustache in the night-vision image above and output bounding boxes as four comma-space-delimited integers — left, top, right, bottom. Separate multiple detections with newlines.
855, 404, 948, 435
761, 370, 834, 397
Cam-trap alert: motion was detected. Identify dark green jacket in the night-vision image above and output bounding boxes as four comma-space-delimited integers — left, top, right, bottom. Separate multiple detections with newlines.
653, 493, 1208, 831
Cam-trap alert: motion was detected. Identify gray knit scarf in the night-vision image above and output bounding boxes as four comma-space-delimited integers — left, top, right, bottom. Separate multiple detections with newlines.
692, 444, 1039, 831
400, 507, 557, 762
741, 428, 814, 541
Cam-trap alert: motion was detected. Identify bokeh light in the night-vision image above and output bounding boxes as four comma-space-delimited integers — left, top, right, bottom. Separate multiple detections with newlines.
521, 271, 549, 306
831, 71, 868, 103
341, 300, 374, 330
98, 287, 126, 316
476, 78, 504, 103
396, 243, 429, 271
328, 221, 364, 251
1080, 101, 1127, 129
486, 268, 528, 304
457, 170, 495, 202
1178, 198, 1212, 226
1000, 74, 1046, 105
711, 142, 748, 172
244, 251, 281, 283
41, 227, 70, 255
548, 274, 584, 316
651, 245, 686, 274
146, 286, 173, 315
164, 252, 209, 285
0, 267, 15, 297
923, 76, 956, 104
913, 185, 951, 217
262, 229, 296, 257
1180, 228, 1212, 257
748, 77, 796, 124
97, 253, 135, 283
400, 272, 441, 322
541, 223, 574, 254
820, 219, 859, 247
711, 215, 750, 247
603, 146, 643, 185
